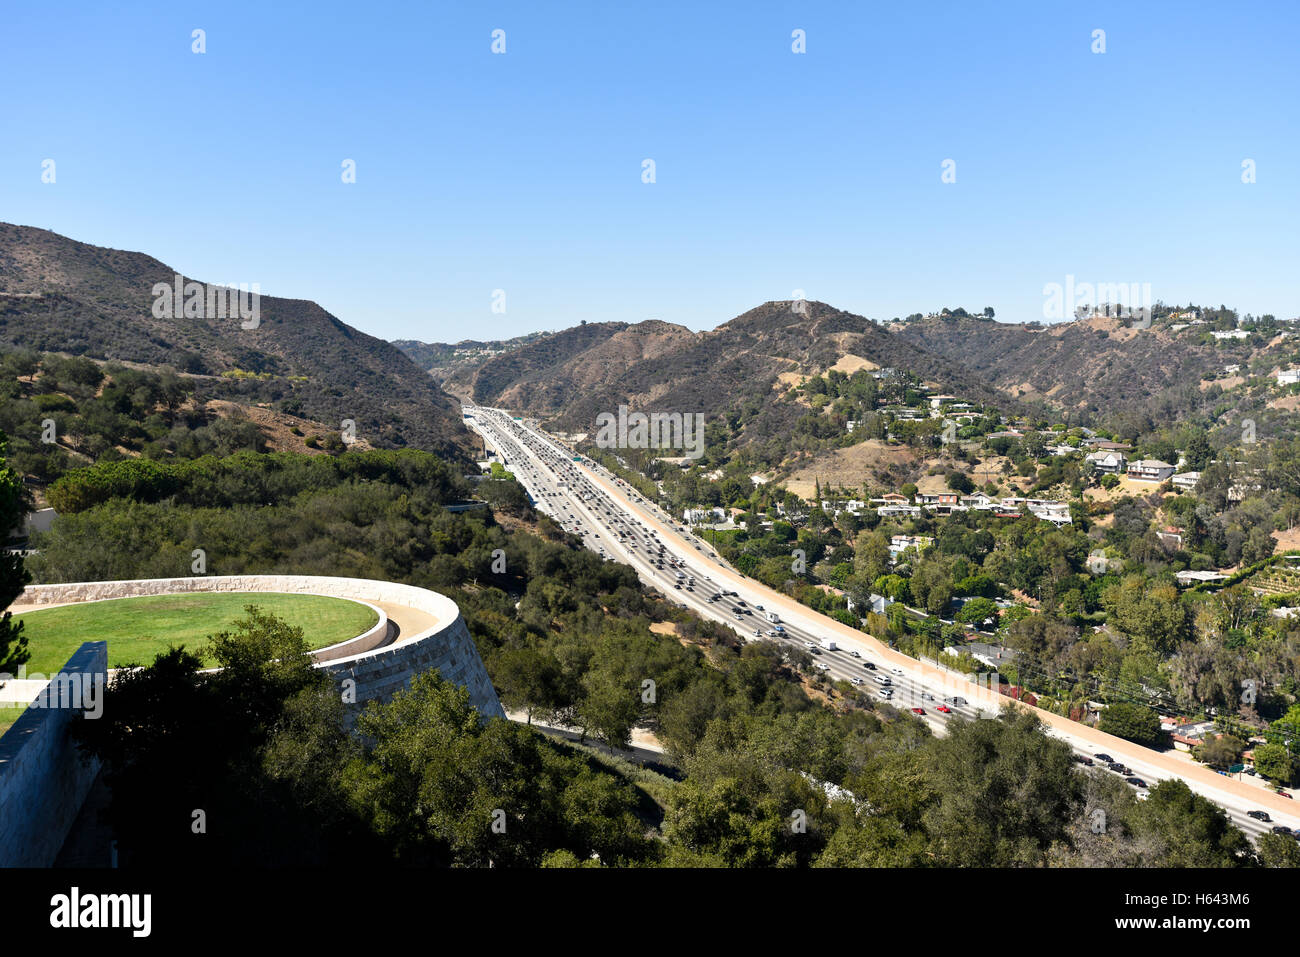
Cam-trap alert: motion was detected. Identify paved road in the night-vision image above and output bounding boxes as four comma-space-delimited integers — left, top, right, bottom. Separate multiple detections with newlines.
465, 406, 1300, 843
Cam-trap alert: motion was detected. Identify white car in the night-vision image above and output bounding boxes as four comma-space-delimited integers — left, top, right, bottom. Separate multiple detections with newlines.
890, 667, 903, 675
850, 677, 863, 686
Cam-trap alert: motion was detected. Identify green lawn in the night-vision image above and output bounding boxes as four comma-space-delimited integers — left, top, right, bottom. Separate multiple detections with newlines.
15, 593, 380, 672
0, 705, 25, 740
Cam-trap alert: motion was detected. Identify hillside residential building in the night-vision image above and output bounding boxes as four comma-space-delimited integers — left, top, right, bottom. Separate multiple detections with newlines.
1278, 369, 1300, 386
890, 534, 934, 557
1212, 329, 1250, 340
877, 504, 922, 518
1126, 459, 1176, 482
1175, 570, 1227, 586
1085, 450, 1127, 473
1156, 527, 1184, 549
1171, 471, 1201, 491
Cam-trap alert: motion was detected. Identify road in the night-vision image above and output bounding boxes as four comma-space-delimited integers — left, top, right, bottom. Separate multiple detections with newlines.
464, 405, 1300, 843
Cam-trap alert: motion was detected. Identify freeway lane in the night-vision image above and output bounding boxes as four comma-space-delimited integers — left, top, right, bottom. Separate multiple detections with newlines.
465, 407, 1300, 843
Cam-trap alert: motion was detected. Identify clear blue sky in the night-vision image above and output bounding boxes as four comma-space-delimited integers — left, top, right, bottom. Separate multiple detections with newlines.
3, 1, 1296, 342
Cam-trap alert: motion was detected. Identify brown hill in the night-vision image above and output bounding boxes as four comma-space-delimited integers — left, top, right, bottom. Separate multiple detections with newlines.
0, 223, 472, 458
432, 300, 1028, 451
889, 313, 1287, 425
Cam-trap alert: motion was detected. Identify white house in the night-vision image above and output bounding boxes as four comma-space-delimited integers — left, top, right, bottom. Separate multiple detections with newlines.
1211, 329, 1250, 340
1126, 460, 1176, 482
1278, 369, 1300, 386
1085, 450, 1127, 474
1176, 570, 1227, 586
1171, 471, 1201, 491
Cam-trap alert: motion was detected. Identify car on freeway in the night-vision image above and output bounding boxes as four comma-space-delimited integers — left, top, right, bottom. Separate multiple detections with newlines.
921, 692, 934, 701
890, 667, 903, 675
1125, 777, 1147, 788
752, 629, 763, 638
911, 708, 926, 715
850, 677, 863, 686
1072, 755, 1094, 766
878, 689, 894, 699
1094, 754, 1113, 764
1271, 825, 1293, 835
1247, 810, 1271, 822
945, 696, 966, 706
849, 650, 861, 659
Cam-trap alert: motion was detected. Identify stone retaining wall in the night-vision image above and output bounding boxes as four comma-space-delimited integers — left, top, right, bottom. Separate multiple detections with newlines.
18, 576, 503, 717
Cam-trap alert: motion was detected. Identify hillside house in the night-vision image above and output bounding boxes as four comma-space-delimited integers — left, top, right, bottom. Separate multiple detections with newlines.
1171, 471, 1201, 491
1156, 527, 1184, 549
890, 534, 933, 557
1278, 369, 1300, 386
1175, 570, 1227, 586
1085, 450, 1127, 473
1126, 459, 1176, 482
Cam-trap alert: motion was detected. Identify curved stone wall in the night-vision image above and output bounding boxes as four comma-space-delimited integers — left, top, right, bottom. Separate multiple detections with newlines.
17, 575, 504, 718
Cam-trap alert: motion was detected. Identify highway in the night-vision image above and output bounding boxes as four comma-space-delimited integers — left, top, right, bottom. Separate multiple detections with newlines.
464, 405, 1300, 844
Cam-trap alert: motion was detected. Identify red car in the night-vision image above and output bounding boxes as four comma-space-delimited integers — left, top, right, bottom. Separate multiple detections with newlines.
911, 707, 926, 715
936, 705, 952, 714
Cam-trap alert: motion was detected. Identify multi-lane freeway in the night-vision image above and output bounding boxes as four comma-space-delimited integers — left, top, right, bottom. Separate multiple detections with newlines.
465, 405, 1300, 843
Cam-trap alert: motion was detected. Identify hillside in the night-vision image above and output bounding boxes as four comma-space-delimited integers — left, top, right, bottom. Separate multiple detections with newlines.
392, 330, 555, 396
0, 224, 472, 458
889, 312, 1295, 424
427, 301, 1029, 451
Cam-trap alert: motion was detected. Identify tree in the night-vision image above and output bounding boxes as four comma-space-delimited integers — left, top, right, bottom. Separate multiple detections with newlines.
1194, 733, 1244, 771
1099, 702, 1163, 747
1253, 742, 1296, 785
945, 471, 974, 494
1256, 832, 1300, 868
955, 597, 998, 627
0, 433, 30, 673
920, 709, 1080, 867
1127, 779, 1252, 867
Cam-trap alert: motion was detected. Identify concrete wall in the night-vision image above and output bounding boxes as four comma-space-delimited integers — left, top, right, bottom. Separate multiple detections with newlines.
0, 642, 106, 867
18, 575, 504, 718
